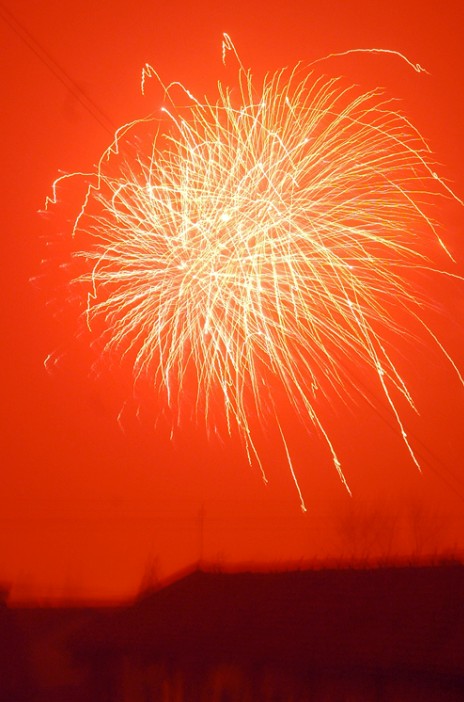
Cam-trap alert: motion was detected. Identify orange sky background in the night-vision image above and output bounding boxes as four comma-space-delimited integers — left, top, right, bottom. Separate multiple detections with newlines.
2, 0, 464, 602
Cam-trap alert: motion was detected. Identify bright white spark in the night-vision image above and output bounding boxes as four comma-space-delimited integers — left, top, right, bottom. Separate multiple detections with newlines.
48, 41, 463, 507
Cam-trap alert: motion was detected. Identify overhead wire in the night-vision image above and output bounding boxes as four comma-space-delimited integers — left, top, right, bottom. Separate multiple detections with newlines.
2, 2, 463, 503
0, 1, 115, 136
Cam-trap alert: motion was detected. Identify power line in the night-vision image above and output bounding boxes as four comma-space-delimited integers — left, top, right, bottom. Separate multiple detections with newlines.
2, 2, 463, 504
352, 370, 464, 502
0, 2, 115, 135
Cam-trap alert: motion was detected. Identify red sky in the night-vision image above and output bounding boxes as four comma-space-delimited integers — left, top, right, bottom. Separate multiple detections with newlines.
2, 0, 464, 601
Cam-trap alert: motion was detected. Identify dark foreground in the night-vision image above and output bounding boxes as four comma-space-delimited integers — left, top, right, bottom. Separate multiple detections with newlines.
2, 562, 464, 701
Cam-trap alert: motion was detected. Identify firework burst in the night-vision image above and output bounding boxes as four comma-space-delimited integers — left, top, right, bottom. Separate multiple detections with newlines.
48, 38, 462, 509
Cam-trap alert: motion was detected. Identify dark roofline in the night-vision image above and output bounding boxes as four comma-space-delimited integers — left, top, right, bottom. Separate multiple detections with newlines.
70, 562, 464, 679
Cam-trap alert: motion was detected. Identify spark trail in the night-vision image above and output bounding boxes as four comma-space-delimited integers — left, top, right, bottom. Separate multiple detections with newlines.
48, 38, 463, 509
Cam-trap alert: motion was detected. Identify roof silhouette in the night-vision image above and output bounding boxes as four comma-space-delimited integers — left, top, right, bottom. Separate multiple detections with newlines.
71, 563, 464, 677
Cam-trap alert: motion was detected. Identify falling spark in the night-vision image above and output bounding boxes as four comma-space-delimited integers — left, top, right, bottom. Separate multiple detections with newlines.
47, 37, 463, 508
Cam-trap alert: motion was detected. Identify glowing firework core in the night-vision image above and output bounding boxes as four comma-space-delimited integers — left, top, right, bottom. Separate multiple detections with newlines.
49, 40, 463, 509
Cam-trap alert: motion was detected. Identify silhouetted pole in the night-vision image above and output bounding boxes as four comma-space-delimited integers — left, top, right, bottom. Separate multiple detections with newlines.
198, 505, 206, 567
